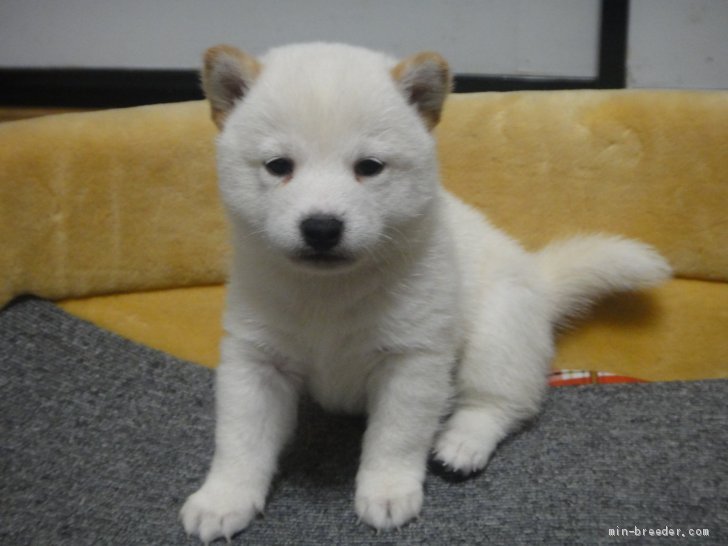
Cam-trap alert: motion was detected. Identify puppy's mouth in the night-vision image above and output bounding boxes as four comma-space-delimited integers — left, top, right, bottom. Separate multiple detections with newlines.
292, 250, 355, 270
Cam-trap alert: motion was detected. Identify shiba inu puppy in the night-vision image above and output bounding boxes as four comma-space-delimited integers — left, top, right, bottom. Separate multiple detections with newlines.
181, 42, 670, 543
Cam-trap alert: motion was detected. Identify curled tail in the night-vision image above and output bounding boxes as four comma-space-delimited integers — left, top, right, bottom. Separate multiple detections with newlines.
537, 235, 671, 325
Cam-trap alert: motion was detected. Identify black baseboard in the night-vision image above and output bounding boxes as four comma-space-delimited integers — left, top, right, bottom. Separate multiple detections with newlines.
0, 0, 627, 108
0, 68, 202, 108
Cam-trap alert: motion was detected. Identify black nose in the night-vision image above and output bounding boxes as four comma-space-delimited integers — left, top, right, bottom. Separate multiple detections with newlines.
300, 215, 344, 252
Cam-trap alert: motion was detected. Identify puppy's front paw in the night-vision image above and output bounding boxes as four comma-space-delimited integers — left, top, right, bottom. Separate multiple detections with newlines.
180, 479, 264, 544
433, 407, 505, 476
355, 472, 423, 530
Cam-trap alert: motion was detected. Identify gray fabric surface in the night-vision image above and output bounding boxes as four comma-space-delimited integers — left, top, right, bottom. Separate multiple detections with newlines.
1, 297, 726, 545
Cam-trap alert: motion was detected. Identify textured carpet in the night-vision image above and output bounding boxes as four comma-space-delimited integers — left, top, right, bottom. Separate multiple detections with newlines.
1, 298, 726, 545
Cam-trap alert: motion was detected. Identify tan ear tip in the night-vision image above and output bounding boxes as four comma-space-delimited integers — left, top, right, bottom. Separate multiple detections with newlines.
421, 52, 452, 83
204, 44, 224, 60
203, 44, 242, 66
420, 51, 448, 64
414, 51, 449, 70
392, 51, 451, 85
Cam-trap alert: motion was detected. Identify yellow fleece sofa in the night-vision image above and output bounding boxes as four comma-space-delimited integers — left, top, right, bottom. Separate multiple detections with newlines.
1, 91, 726, 381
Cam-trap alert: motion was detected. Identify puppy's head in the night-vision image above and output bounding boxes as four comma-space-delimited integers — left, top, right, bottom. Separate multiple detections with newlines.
202, 43, 451, 273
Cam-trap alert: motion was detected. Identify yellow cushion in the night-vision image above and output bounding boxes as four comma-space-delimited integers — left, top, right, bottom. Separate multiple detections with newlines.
438, 91, 728, 282
60, 285, 225, 367
58, 278, 728, 381
2, 90, 726, 381
0, 102, 225, 305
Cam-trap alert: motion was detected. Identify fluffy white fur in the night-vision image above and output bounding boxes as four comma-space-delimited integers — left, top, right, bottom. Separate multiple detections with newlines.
181, 42, 671, 543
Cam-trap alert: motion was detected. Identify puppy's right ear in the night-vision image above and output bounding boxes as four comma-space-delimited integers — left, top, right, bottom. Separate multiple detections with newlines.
202, 45, 261, 129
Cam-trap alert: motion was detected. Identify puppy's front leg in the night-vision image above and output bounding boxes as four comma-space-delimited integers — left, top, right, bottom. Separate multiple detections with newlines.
181, 336, 299, 544
356, 351, 452, 530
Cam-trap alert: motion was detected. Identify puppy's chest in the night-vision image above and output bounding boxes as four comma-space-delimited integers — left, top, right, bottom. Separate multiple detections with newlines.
242, 272, 458, 413
274, 315, 385, 414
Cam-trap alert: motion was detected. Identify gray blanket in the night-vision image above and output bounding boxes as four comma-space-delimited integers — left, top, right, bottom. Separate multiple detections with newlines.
1, 298, 726, 544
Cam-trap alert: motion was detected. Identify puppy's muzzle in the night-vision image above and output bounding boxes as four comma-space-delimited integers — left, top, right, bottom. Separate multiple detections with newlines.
300, 215, 344, 252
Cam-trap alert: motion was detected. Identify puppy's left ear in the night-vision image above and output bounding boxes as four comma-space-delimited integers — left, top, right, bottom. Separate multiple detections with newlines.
202, 45, 261, 129
391, 52, 452, 131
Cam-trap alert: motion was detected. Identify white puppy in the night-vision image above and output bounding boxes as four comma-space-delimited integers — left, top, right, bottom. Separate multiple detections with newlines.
181, 42, 670, 543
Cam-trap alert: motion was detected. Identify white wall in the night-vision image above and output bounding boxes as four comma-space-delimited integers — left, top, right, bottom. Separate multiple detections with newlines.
628, 0, 728, 88
1, 0, 726, 89
0, 0, 599, 77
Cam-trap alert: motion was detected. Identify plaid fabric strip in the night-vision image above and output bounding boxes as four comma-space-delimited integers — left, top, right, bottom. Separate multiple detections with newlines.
549, 370, 646, 387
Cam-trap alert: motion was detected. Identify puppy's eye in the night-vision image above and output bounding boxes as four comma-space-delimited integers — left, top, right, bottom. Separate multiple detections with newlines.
264, 157, 295, 177
354, 158, 385, 178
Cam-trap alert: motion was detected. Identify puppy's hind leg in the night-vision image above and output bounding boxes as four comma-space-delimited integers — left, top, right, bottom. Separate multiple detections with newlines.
433, 276, 554, 476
